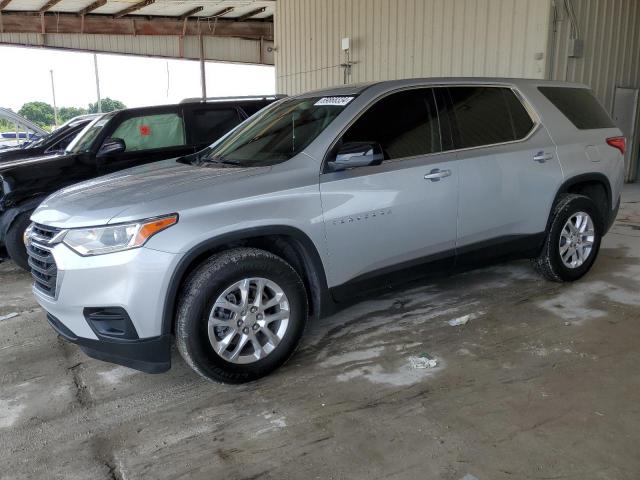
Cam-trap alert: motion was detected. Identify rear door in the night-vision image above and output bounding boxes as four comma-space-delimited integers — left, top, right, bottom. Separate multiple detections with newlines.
439, 86, 561, 255
96, 107, 193, 174
320, 88, 459, 293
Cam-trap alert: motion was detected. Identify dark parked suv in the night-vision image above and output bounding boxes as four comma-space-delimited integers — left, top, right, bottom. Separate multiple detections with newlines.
0, 96, 278, 268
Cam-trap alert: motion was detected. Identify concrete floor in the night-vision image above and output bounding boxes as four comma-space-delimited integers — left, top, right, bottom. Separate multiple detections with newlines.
1, 185, 640, 480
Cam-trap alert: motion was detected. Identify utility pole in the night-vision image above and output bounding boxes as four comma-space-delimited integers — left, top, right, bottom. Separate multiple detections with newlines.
49, 69, 59, 127
93, 53, 102, 113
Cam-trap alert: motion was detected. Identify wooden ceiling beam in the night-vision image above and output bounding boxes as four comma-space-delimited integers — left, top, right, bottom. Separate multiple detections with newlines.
0, 11, 273, 40
78, 0, 107, 16
113, 0, 154, 19
0, 0, 13, 9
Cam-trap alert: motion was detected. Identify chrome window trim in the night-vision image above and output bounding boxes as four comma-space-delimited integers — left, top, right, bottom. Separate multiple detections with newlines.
320, 83, 541, 174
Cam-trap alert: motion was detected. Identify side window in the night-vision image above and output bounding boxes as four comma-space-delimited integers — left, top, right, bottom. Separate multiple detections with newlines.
190, 108, 242, 145
504, 90, 535, 139
447, 87, 534, 149
341, 89, 441, 160
110, 113, 186, 152
538, 87, 614, 130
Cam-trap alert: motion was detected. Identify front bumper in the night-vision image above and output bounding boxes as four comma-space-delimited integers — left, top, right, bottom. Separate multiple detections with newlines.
33, 242, 181, 373
47, 313, 171, 373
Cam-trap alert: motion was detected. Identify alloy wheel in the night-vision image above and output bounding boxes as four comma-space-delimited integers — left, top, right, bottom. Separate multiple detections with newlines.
208, 277, 290, 364
559, 211, 595, 269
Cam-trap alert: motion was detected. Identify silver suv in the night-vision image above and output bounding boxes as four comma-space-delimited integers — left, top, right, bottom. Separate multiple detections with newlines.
27, 78, 626, 383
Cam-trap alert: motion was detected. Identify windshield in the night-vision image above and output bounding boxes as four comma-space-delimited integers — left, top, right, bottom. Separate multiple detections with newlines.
65, 113, 113, 154
201, 95, 354, 167
22, 133, 50, 149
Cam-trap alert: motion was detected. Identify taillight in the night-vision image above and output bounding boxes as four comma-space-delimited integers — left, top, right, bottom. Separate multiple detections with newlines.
606, 136, 626, 155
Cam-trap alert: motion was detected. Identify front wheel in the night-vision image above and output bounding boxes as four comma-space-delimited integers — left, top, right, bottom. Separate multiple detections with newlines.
532, 194, 603, 282
176, 247, 308, 383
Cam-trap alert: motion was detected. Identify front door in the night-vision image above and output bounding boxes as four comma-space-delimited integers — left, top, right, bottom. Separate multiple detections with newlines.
320, 88, 459, 294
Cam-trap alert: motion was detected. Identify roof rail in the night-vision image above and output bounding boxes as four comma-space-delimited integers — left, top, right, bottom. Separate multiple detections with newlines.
180, 94, 287, 104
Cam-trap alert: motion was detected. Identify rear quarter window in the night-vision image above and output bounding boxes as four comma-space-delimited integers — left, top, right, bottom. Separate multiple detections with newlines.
538, 87, 615, 130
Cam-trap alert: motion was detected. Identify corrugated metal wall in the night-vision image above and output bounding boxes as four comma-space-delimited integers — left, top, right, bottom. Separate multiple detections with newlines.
275, 0, 552, 94
548, 0, 640, 112
0, 33, 274, 64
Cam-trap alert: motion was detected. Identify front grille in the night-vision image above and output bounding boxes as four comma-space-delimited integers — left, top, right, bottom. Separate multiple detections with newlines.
27, 223, 62, 298
31, 223, 59, 242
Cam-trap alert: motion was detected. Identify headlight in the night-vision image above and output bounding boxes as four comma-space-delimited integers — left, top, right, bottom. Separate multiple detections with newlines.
63, 214, 178, 256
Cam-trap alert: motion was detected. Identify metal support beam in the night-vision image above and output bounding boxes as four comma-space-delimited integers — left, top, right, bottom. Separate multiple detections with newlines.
199, 35, 207, 101
236, 7, 266, 22
113, 0, 154, 19
180, 6, 203, 20
205, 7, 234, 19
0, 12, 273, 40
39, 0, 62, 13
78, 0, 107, 16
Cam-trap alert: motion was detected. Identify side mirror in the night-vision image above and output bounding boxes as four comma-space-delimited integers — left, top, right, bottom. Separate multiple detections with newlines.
97, 137, 126, 157
328, 142, 384, 171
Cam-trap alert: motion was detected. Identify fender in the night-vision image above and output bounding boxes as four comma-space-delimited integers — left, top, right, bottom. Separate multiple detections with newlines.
547, 173, 613, 231
160, 225, 333, 335
0, 196, 46, 244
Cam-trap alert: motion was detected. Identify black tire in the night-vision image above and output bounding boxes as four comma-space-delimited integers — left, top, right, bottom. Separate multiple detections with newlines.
532, 194, 603, 282
176, 247, 308, 384
5, 211, 32, 271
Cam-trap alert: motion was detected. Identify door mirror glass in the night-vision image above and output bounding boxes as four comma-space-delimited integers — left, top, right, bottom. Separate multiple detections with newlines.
97, 137, 126, 157
329, 141, 384, 171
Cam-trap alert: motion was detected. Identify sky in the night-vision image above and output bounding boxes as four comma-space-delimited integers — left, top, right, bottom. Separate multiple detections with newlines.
0, 45, 276, 112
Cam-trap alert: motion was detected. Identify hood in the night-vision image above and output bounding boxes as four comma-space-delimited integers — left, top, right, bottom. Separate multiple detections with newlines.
0, 151, 71, 171
32, 158, 266, 228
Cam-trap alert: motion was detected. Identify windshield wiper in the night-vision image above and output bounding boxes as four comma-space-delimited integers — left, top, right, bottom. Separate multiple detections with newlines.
203, 154, 241, 166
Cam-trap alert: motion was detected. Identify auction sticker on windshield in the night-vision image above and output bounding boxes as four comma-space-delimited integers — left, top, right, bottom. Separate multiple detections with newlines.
314, 96, 354, 106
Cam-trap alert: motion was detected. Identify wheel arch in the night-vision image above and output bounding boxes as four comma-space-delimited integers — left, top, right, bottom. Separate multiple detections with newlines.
161, 225, 332, 335
549, 173, 612, 231
0, 195, 45, 243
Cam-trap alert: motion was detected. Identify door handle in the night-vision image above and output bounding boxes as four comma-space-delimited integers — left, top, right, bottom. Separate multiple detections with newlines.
424, 168, 452, 181
533, 151, 553, 163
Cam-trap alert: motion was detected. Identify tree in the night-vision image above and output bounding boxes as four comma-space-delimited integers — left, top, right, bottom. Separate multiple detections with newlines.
18, 101, 55, 127
59, 106, 88, 123
88, 98, 126, 113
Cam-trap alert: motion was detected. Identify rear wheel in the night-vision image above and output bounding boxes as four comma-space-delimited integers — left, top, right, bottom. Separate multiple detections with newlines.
176, 247, 308, 383
5, 211, 32, 271
532, 194, 602, 282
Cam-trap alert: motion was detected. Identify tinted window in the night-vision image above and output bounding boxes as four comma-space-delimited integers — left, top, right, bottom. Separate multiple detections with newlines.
342, 89, 441, 159
190, 108, 241, 145
447, 87, 534, 149
538, 87, 614, 130
111, 113, 186, 152
504, 90, 535, 139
